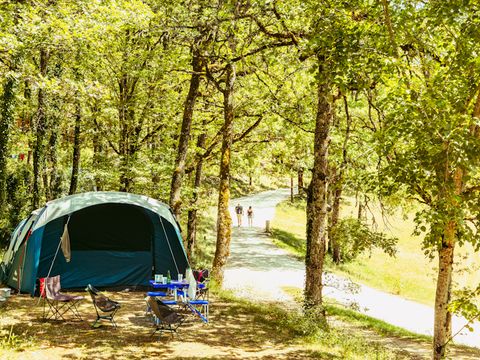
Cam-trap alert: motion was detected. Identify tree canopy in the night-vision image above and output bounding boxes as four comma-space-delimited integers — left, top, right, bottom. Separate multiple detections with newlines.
1, 1, 480, 358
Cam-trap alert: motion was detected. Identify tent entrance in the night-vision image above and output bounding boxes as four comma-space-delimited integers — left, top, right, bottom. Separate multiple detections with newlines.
37, 203, 155, 289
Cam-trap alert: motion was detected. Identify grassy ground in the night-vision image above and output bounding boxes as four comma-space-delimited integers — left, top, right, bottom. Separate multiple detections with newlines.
0, 289, 429, 360
270, 198, 480, 306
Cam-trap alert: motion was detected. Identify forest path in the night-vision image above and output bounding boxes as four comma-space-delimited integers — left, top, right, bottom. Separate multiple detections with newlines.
222, 188, 480, 357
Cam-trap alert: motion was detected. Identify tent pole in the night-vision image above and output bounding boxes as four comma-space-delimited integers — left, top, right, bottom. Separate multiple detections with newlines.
159, 216, 180, 274
36, 216, 70, 304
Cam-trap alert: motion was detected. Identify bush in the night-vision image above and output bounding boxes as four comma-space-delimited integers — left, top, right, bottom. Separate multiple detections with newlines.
330, 217, 398, 263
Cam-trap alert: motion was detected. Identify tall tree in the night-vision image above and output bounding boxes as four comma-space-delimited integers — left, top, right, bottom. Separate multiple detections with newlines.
376, 2, 480, 357
68, 97, 81, 195
32, 47, 48, 209
0, 74, 17, 216
304, 58, 333, 309
169, 47, 204, 218
211, 61, 236, 284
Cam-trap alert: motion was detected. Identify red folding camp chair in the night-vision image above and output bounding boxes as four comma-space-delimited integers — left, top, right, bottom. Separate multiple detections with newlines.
40, 275, 84, 321
193, 269, 209, 300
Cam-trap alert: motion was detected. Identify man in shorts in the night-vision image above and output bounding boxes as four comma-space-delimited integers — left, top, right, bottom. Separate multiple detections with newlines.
234, 204, 244, 227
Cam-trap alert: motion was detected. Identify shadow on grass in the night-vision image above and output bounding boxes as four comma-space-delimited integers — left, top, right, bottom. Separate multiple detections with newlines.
0, 292, 336, 360
270, 228, 306, 257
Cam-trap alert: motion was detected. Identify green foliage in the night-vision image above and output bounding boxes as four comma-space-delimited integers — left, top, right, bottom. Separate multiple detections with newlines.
0, 325, 33, 350
450, 285, 480, 333
330, 217, 398, 263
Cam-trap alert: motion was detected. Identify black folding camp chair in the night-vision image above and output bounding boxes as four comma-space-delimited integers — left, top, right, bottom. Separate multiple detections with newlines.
86, 284, 121, 328
146, 296, 185, 338
40, 275, 84, 321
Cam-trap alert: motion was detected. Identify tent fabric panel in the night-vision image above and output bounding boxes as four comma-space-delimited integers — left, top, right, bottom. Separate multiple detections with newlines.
69, 203, 153, 251
149, 212, 174, 275
39, 250, 153, 289
1, 209, 42, 286
13, 212, 38, 253
37, 216, 67, 278
166, 220, 189, 274
5, 242, 23, 290
2, 218, 27, 264
0, 218, 27, 282
33, 192, 178, 232
21, 228, 44, 294
151, 214, 189, 277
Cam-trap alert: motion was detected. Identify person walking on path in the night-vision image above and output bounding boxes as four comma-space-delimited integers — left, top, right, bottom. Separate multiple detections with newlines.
235, 203, 244, 227
247, 206, 254, 227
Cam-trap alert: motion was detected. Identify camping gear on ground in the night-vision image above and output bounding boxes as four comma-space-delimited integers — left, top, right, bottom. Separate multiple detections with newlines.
0, 288, 11, 298
86, 284, 121, 328
40, 275, 83, 321
0, 192, 190, 295
193, 269, 210, 300
185, 299, 209, 323
148, 279, 209, 322
146, 296, 185, 338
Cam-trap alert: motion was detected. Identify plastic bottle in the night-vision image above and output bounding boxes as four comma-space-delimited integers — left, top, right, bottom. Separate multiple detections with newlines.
166, 270, 171, 284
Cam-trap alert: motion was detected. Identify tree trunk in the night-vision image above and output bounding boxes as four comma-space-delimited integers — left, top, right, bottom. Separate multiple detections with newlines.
212, 63, 235, 285
46, 123, 61, 200
42, 156, 49, 200
0, 75, 16, 217
186, 132, 207, 260
329, 95, 351, 264
46, 62, 63, 200
433, 221, 456, 360
169, 51, 203, 219
290, 176, 294, 202
357, 198, 363, 220
32, 48, 49, 209
92, 121, 103, 191
329, 181, 342, 264
117, 73, 137, 192
305, 60, 332, 311
69, 99, 81, 195
432, 90, 480, 359
298, 168, 304, 192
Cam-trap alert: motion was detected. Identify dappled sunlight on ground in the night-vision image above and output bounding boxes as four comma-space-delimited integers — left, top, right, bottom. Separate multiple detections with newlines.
0, 291, 326, 360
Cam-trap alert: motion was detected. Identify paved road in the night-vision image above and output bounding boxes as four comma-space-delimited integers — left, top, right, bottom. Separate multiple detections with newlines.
222, 188, 480, 348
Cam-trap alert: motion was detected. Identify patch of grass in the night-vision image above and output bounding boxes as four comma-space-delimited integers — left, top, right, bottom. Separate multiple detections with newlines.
325, 303, 431, 342
271, 228, 305, 259
0, 324, 35, 350
214, 289, 408, 359
281, 286, 430, 342
270, 199, 445, 305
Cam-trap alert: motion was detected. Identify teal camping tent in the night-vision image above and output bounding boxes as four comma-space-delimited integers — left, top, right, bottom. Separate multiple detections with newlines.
0, 192, 189, 295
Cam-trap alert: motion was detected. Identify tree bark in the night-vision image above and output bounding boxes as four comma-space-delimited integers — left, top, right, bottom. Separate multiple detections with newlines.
329, 180, 342, 264
290, 176, 294, 202
212, 63, 235, 285
433, 219, 456, 359
328, 95, 351, 264
46, 122, 61, 200
117, 70, 139, 193
186, 132, 207, 260
69, 99, 81, 195
32, 48, 49, 209
46, 62, 63, 200
0, 75, 16, 216
92, 115, 103, 191
432, 90, 480, 358
169, 51, 203, 219
305, 60, 332, 311
298, 168, 304, 191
